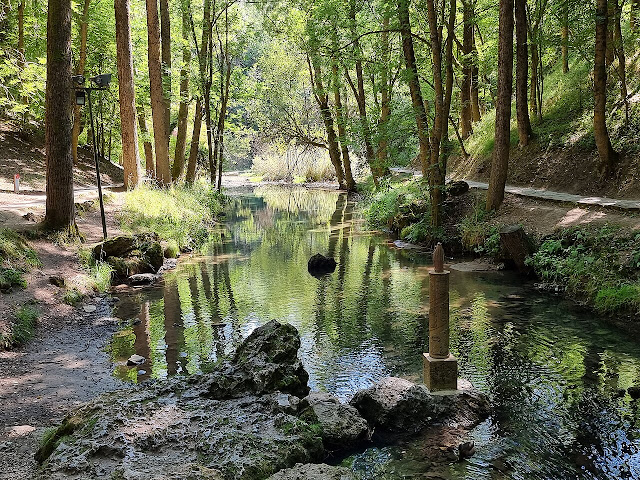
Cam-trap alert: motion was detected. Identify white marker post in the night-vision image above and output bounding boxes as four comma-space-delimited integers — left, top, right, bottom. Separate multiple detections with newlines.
13, 174, 20, 194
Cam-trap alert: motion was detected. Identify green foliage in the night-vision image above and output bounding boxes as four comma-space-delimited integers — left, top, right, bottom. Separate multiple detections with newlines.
63, 288, 84, 306
527, 226, 640, 316
164, 240, 180, 259
400, 219, 432, 244
77, 248, 114, 293
118, 182, 225, 250
1, 301, 39, 349
0, 229, 40, 292
364, 179, 428, 230
457, 204, 500, 256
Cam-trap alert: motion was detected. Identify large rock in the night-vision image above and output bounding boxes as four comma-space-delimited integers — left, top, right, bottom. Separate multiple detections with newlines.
93, 234, 164, 279
202, 320, 310, 399
307, 254, 337, 277
267, 463, 356, 480
349, 377, 490, 437
36, 321, 324, 480
304, 392, 370, 450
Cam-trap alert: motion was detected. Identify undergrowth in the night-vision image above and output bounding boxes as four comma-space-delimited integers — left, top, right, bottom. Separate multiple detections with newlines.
526, 226, 640, 316
118, 181, 225, 250
0, 301, 39, 349
0, 228, 40, 292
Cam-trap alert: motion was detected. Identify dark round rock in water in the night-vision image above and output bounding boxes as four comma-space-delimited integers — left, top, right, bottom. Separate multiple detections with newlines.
307, 253, 337, 277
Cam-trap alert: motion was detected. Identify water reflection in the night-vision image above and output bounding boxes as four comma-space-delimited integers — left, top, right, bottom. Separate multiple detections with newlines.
111, 186, 640, 479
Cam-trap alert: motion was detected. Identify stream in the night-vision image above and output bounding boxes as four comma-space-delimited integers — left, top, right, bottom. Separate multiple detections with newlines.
110, 186, 640, 479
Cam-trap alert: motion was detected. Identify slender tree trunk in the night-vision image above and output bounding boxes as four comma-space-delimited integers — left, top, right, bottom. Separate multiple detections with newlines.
115, 0, 141, 189
471, 22, 481, 122
398, 0, 430, 180
173, 6, 191, 180
18, 1, 24, 62
186, 98, 202, 184
72, 0, 90, 165
45, 0, 76, 231
309, 56, 346, 190
136, 104, 155, 176
377, 10, 392, 171
216, 51, 231, 192
460, 0, 473, 138
146, 0, 171, 184
606, 0, 615, 65
515, 0, 533, 146
594, 0, 619, 174
613, 0, 629, 124
529, 39, 539, 121
159, 0, 171, 141
332, 60, 356, 191
561, 0, 569, 72
487, 0, 514, 211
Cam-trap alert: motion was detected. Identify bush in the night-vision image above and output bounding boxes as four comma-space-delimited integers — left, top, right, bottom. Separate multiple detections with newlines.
118, 182, 225, 250
457, 204, 500, 256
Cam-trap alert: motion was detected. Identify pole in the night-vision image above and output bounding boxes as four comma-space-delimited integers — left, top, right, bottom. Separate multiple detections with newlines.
87, 88, 108, 240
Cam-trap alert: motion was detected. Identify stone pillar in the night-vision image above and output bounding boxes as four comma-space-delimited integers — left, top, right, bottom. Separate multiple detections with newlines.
424, 243, 458, 391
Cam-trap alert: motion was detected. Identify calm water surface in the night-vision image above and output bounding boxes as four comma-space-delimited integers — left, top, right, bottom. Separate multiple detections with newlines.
111, 186, 640, 479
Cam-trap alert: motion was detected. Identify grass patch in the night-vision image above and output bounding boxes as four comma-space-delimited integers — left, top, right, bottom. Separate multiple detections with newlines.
457, 203, 501, 256
0, 301, 39, 349
118, 181, 225, 250
0, 228, 40, 292
526, 226, 640, 316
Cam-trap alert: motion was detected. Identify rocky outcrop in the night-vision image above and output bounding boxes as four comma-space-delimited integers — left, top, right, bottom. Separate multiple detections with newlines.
307, 254, 337, 277
350, 377, 490, 438
446, 180, 470, 197
304, 393, 370, 450
267, 463, 356, 480
92, 234, 164, 280
36, 321, 322, 480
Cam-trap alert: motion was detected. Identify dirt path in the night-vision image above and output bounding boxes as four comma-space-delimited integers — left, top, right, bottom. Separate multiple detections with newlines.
0, 204, 128, 480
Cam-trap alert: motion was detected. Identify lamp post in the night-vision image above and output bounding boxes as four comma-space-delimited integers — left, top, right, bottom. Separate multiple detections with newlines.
73, 74, 111, 241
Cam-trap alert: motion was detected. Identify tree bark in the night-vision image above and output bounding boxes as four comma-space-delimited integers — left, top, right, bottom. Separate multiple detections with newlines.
159, 0, 171, 141
72, 0, 90, 165
529, 39, 539, 121
146, 0, 171, 185
486, 0, 514, 211
309, 56, 346, 190
45, 0, 76, 231
18, 1, 24, 62
172, 6, 191, 180
515, 0, 532, 146
186, 98, 203, 184
136, 104, 155, 176
613, 0, 628, 123
460, 0, 473, 138
594, 0, 619, 175
632, 0, 640, 31
561, 0, 569, 72
606, 0, 615, 65
377, 9, 392, 172
332, 60, 356, 191
115, 0, 142, 189
471, 22, 481, 122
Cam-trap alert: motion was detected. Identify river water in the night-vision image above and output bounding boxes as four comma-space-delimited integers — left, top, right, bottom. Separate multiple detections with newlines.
111, 186, 640, 479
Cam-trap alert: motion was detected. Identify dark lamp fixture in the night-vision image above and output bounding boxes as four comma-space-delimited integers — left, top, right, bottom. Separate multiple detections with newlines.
75, 90, 86, 106
90, 74, 112, 88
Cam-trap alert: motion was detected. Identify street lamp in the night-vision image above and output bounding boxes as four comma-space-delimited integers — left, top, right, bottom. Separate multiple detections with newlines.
73, 73, 112, 240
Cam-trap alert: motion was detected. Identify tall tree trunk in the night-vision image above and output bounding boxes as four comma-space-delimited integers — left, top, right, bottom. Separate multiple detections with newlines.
216, 48, 231, 192
71, 0, 90, 165
515, 0, 533, 146
146, 0, 171, 185
137, 104, 155, 176
45, 0, 76, 231
309, 56, 346, 190
332, 60, 356, 191
377, 9, 392, 171
606, 0, 615, 65
159, 0, 171, 141
398, 0, 430, 182
471, 21, 481, 122
115, 0, 141, 189
487, 0, 514, 211
561, 0, 569, 72
186, 98, 203, 184
529, 39, 539, 121
425, 0, 446, 227
594, 0, 619, 174
613, 0, 628, 124
348, 0, 386, 182
18, 1, 24, 62
460, 0, 473, 138
173, 5, 191, 180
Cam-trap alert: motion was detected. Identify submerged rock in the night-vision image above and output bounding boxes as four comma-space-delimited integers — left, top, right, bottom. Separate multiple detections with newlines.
126, 354, 145, 366
92, 234, 164, 279
36, 321, 323, 480
307, 253, 337, 277
267, 463, 356, 480
304, 392, 370, 450
127, 273, 157, 285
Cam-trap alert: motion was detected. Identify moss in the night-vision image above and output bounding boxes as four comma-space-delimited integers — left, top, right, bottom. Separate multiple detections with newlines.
36, 412, 91, 464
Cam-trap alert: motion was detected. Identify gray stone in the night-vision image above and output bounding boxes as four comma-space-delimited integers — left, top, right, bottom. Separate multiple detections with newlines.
304, 392, 370, 450
128, 273, 156, 285
126, 354, 145, 366
82, 304, 97, 313
267, 463, 356, 480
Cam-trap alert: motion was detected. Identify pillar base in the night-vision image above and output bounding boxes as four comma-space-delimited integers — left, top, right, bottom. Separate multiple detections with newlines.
423, 353, 458, 392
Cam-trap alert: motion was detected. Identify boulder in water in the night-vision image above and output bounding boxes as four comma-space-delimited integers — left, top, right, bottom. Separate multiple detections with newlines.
307, 253, 337, 277
267, 463, 356, 480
